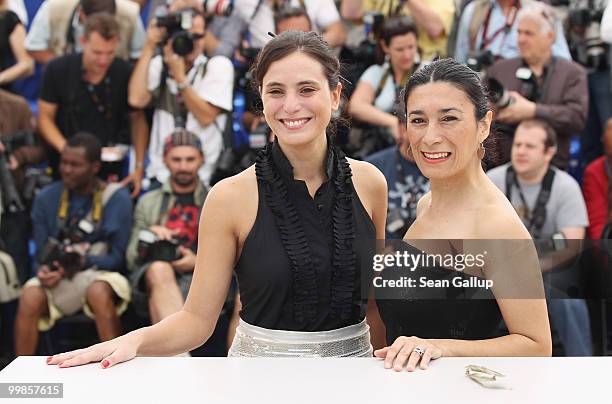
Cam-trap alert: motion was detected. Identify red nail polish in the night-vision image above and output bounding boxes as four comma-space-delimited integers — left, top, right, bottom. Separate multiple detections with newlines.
46, 356, 52, 364
102, 360, 109, 368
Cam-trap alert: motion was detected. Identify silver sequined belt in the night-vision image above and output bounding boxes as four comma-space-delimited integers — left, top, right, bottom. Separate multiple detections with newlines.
228, 318, 373, 357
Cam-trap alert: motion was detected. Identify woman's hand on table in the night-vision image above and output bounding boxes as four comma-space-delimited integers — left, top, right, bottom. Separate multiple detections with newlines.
374, 336, 443, 371
46, 331, 142, 369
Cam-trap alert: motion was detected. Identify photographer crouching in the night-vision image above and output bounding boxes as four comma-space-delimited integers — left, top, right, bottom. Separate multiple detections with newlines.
128, 6, 234, 188
14, 133, 133, 356
127, 130, 228, 355
485, 2, 588, 169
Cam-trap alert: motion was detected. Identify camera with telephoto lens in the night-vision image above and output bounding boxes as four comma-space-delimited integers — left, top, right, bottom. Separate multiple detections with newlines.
1, 131, 35, 154
202, 0, 234, 17
22, 167, 53, 206
137, 229, 182, 264
155, 7, 204, 56
0, 131, 38, 213
486, 77, 515, 109
568, 2, 608, 70
38, 219, 95, 276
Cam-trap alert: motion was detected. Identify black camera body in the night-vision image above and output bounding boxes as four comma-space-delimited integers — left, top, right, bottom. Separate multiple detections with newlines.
155, 7, 203, 56
467, 50, 495, 73
568, 3, 608, 70
137, 230, 182, 264
38, 219, 95, 276
2, 131, 35, 154
486, 77, 515, 109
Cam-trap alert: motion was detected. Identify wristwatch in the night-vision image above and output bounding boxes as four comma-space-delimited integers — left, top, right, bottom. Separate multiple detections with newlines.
176, 79, 190, 91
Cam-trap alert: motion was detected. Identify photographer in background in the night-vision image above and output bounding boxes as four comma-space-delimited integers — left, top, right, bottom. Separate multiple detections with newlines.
37, 12, 148, 195
348, 16, 419, 158
14, 133, 133, 356
0, 89, 47, 283
577, 0, 612, 165
488, 119, 592, 356
454, 0, 571, 66
486, 2, 588, 169
232, 0, 346, 49
126, 130, 228, 355
129, 7, 233, 187
26, 0, 145, 64
341, 0, 455, 60
126, 130, 204, 324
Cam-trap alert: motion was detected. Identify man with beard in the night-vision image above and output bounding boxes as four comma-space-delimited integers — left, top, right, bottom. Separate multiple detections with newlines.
127, 129, 232, 355
14, 132, 132, 355
127, 129, 207, 328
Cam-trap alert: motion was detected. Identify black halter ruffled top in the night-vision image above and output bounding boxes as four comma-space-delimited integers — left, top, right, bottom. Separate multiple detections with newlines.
234, 140, 376, 331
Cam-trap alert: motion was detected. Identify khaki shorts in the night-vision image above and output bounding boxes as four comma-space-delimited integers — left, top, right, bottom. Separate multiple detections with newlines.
23, 268, 131, 331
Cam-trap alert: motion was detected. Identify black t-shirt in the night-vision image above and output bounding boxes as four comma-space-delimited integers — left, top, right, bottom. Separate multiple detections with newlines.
39, 53, 133, 146
164, 192, 199, 252
0, 10, 21, 91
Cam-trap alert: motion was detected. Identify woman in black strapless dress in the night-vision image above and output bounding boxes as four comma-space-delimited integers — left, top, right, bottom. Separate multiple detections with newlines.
371, 58, 552, 372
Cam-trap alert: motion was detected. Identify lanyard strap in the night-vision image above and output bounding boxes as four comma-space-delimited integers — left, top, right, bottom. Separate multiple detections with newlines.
57, 183, 104, 232
375, 64, 415, 101
505, 166, 555, 238
480, 0, 520, 51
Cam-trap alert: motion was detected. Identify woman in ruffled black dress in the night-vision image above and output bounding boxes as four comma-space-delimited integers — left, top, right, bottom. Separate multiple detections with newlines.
47, 31, 388, 367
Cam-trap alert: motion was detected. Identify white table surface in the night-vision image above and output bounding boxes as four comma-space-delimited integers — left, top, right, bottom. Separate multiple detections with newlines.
0, 356, 607, 403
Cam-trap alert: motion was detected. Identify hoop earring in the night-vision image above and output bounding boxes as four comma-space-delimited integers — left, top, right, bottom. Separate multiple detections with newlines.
477, 142, 485, 160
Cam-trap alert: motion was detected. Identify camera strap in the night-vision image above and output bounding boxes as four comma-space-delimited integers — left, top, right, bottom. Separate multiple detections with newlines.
479, 0, 520, 52
505, 165, 555, 239
173, 59, 207, 128
158, 191, 172, 225
251, 0, 267, 21
64, 5, 79, 54
82, 66, 114, 123
375, 64, 415, 101
57, 182, 103, 231
56, 182, 122, 237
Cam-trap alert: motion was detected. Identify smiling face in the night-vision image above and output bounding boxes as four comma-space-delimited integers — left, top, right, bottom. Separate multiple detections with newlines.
261, 51, 341, 147
405, 82, 491, 179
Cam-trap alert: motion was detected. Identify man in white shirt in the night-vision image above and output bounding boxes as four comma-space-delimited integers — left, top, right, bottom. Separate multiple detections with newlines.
128, 9, 234, 186
232, 0, 346, 48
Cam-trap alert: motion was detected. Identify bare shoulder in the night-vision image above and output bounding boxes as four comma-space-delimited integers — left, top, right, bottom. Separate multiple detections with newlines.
203, 166, 257, 233
347, 158, 387, 214
347, 158, 387, 194
416, 191, 431, 216
476, 186, 531, 240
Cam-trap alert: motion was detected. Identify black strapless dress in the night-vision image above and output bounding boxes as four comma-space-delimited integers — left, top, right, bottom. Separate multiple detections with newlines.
375, 242, 505, 344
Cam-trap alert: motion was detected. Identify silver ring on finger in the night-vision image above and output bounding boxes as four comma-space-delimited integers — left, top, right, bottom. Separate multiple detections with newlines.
413, 346, 425, 357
